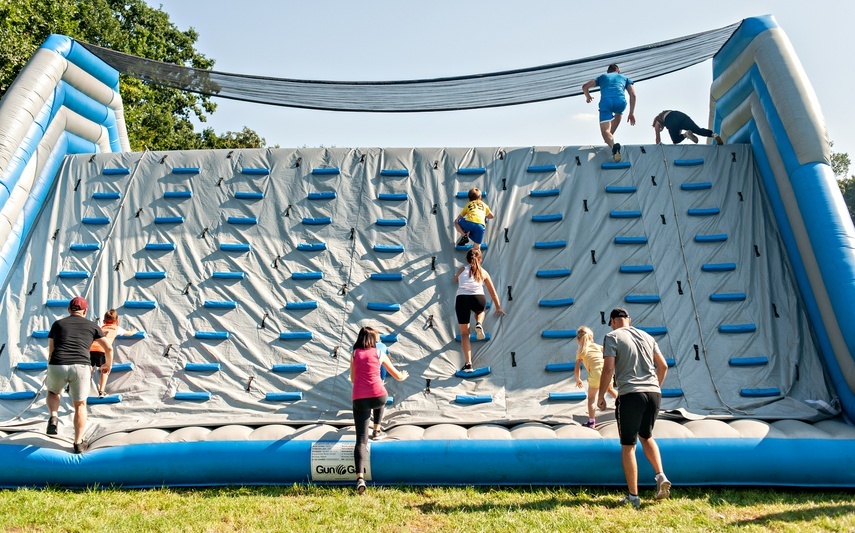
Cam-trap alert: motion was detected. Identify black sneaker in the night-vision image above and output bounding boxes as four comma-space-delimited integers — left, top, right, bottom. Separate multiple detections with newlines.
356, 478, 366, 495
582, 420, 596, 429
46, 415, 58, 435
73, 441, 88, 454
461, 362, 473, 372
456, 234, 470, 246
612, 143, 622, 162
98, 390, 106, 398
370, 430, 387, 441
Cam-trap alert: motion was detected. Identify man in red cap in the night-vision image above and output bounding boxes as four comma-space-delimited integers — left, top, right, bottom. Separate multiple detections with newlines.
46, 296, 112, 453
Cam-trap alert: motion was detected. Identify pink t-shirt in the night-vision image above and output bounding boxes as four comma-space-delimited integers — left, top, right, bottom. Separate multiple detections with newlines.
352, 347, 387, 400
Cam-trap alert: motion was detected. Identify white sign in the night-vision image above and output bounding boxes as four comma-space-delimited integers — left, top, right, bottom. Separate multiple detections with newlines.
310, 440, 372, 481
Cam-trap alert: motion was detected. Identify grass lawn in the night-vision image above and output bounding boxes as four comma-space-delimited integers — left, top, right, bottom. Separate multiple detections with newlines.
1, 485, 853, 532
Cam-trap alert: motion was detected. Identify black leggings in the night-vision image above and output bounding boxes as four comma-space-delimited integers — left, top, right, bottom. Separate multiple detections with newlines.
352, 395, 387, 475
664, 111, 714, 144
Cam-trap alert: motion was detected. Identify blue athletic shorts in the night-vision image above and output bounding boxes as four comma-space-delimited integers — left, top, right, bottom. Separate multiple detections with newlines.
599, 96, 627, 122
457, 218, 486, 244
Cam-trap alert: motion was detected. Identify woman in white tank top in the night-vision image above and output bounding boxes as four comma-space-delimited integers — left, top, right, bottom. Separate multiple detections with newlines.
453, 248, 505, 371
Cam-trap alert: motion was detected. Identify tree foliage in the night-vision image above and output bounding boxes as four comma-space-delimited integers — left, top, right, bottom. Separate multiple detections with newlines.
0, 0, 264, 151
831, 142, 855, 224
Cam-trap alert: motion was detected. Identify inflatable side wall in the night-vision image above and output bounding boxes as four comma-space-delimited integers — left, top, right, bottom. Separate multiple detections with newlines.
711, 15, 855, 420
0, 34, 129, 293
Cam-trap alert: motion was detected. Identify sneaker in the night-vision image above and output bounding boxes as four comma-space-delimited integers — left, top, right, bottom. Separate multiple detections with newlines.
46, 415, 58, 436
461, 362, 473, 372
475, 322, 485, 341
612, 143, 622, 162
456, 234, 470, 247
618, 495, 641, 509
73, 441, 88, 454
581, 420, 596, 429
370, 430, 387, 441
655, 474, 671, 500
356, 478, 366, 495
713, 133, 724, 145
685, 131, 699, 143
98, 390, 106, 398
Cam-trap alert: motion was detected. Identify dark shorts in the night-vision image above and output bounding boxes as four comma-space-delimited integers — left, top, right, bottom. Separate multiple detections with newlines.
90, 351, 106, 368
615, 391, 661, 446
455, 294, 487, 324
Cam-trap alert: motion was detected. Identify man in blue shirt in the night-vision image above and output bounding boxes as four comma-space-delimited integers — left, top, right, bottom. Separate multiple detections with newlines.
582, 64, 636, 162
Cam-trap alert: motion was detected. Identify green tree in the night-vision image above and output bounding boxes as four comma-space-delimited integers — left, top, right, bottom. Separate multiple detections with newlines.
831, 142, 855, 223
0, 0, 264, 151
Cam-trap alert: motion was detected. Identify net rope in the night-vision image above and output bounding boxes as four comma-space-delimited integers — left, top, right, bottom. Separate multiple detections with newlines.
79, 21, 740, 112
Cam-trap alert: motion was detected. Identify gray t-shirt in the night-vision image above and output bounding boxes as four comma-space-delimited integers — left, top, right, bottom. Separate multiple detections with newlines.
602, 326, 661, 394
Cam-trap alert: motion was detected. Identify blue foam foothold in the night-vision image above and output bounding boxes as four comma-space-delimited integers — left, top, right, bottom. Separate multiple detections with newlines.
665, 358, 677, 367
311, 167, 340, 176
241, 167, 270, 175
457, 167, 486, 175
164, 190, 192, 199
204, 300, 237, 309
194, 331, 230, 340
545, 362, 575, 372
70, 242, 101, 251
235, 191, 264, 200
124, 300, 157, 309
303, 217, 332, 225
17, 361, 48, 371
228, 216, 257, 225
31, 330, 50, 338
82, 217, 110, 225
625, 294, 661, 304
386, 397, 394, 405
661, 388, 684, 398
272, 364, 308, 373
454, 332, 492, 342
638, 326, 667, 336
455, 366, 491, 378
102, 167, 131, 175
212, 271, 245, 280
529, 188, 560, 197
380, 169, 409, 177
688, 207, 720, 217
702, 263, 737, 272
527, 165, 557, 173
292, 271, 323, 281
286, 301, 318, 311
154, 216, 184, 224
681, 182, 713, 191
46, 299, 71, 308
534, 240, 567, 249
605, 185, 637, 194
370, 273, 403, 281
674, 158, 705, 167
539, 298, 574, 308
88, 394, 122, 404
456, 190, 488, 199
710, 293, 746, 302
376, 218, 407, 227
117, 331, 146, 340
531, 213, 563, 223
740, 388, 781, 398
541, 330, 576, 339
548, 391, 587, 401
297, 242, 327, 252
266, 392, 303, 402
455, 242, 489, 252
610, 210, 642, 219
92, 191, 120, 200
378, 193, 408, 201
536, 269, 571, 278
279, 331, 313, 341
367, 302, 401, 312
380, 333, 398, 344
58, 270, 89, 279
135, 271, 167, 280
729, 356, 769, 367
373, 244, 404, 253
455, 395, 492, 404
175, 391, 211, 401
111, 362, 134, 372
220, 243, 251, 252
719, 323, 757, 334
601, 161, 631, 169
620, 265, 654, 274
0, 391, 38, 401
614, 236, 648, 245
308, 191, 336, 200
172, 167, 200, 174
695, 233, 728, 243
185, 363, 221, 372
145, 242, 175, 251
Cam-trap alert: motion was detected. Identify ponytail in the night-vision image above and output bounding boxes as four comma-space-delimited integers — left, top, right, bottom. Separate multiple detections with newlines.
466, 248, 484, 282
576, 326, 594, 358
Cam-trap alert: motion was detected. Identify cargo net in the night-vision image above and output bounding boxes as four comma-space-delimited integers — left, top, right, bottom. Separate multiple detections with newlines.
80, 22, 739, 113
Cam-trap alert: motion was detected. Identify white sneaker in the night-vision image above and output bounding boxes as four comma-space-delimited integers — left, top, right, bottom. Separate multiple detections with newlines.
618, 495, 641, 509
475, 322, 485, 341
655, 474, 671, 500
685, 131, 699, 143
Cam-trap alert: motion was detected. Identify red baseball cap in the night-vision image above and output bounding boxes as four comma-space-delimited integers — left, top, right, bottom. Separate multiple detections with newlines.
69, 296, 88, 312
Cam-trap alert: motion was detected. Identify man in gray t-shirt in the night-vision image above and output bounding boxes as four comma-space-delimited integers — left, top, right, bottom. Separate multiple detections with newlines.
597, 308, 671, 507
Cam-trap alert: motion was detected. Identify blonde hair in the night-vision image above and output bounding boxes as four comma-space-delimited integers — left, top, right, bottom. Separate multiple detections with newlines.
575, 326, 594, 358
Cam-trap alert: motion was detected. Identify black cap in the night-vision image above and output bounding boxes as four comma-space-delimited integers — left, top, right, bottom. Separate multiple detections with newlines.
609, 308, 629, 320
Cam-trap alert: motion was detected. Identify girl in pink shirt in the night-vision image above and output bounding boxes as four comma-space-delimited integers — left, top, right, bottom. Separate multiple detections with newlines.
350, 326, 408, 494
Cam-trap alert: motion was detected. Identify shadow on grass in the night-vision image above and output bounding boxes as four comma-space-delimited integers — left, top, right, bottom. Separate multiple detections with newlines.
730, 504, 855, 528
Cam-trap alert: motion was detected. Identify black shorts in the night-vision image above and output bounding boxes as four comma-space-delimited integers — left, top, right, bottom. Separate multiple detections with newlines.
455, 294, 487, 324
90, 351, 106, 368
615, 391, 661, 446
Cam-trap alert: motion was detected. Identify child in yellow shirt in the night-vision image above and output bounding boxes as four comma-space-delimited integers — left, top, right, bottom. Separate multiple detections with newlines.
454, 188, 493, 250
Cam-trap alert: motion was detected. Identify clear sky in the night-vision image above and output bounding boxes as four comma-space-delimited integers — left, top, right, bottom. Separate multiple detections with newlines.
145, 1, 853, 160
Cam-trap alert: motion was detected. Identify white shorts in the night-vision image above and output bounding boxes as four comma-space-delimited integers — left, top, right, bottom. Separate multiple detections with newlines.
46, 364, 90, 403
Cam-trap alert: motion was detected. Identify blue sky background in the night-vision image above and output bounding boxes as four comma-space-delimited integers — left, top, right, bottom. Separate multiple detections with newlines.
146, 1, 853, 162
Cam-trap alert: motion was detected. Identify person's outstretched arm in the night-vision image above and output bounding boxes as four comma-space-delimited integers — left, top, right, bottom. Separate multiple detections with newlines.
483, 273, 506, 316
582, 80, 596, 103
380, 353, 409, 381
626, 84, 637, 126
